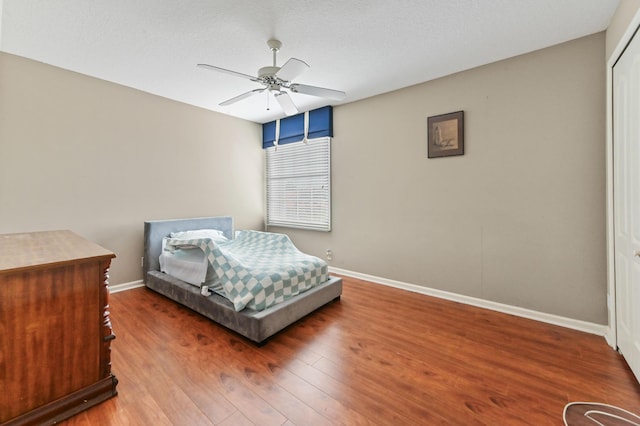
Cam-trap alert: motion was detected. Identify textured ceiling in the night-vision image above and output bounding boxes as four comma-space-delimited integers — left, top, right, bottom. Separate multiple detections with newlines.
0, 0, 620, 123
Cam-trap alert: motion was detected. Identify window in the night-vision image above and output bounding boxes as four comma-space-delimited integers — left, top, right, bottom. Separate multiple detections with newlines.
266, 137, 331, 231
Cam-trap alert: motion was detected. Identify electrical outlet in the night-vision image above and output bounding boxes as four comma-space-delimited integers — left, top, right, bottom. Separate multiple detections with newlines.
141, 256, 144, 268
326, 249, 333, 261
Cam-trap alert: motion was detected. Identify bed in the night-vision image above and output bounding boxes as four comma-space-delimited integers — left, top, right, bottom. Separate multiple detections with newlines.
143, 216, 342, 344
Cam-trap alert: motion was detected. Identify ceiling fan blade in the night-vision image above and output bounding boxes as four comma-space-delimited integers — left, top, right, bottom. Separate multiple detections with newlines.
197, 63, 258, 81
274, 91, 299, 116
276, 58, 309, 82
289, 83, 346, 101
219, 89, 265, 106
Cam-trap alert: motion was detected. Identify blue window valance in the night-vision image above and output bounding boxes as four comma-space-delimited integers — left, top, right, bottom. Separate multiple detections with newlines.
262, 106, 333, 149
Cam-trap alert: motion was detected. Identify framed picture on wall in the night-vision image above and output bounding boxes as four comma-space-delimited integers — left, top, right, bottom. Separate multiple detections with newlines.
427, 111, 464, 158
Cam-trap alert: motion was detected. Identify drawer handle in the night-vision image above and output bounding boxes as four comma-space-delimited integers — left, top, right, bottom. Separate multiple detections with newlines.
104, 334, 116, 342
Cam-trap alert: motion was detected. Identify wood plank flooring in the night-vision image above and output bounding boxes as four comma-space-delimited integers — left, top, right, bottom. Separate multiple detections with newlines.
63, 276, 640, 425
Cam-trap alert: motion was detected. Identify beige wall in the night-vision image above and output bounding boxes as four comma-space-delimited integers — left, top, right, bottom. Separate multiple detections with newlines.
0, 32, 609, 324
606, 0, 640, 60
0, 52, 264, 285
280, 33, 608, 324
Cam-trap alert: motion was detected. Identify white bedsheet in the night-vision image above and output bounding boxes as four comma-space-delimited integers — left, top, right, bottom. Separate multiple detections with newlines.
159, 248, 209, 286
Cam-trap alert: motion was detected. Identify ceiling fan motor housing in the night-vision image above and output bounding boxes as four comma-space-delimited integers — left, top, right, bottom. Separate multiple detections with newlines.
258, 66, 280, 78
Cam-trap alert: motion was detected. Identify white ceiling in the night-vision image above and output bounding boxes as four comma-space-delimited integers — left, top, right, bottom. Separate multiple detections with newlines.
0, 0, 619, 123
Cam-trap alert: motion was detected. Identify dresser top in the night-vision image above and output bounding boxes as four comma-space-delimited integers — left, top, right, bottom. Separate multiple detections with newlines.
0, 230, 115, 273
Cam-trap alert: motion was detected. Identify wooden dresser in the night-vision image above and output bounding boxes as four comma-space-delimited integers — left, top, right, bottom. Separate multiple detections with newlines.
0, 230, 118, 425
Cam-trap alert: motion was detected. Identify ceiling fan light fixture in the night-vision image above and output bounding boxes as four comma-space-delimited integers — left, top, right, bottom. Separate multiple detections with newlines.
198, 38, 346, 116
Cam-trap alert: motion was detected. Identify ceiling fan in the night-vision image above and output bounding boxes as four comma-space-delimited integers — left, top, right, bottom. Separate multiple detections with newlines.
197, 39, 346, 116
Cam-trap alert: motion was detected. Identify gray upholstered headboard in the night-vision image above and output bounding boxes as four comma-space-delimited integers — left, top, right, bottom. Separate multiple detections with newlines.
143, 216, 233, 282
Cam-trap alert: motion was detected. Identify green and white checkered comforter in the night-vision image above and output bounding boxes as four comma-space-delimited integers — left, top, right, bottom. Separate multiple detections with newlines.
164, 230, 328, 312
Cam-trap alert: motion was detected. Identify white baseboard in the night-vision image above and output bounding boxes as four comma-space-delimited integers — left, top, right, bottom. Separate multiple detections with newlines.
109, 269, 609, 337
109, 280, 145, 293
329, 267, 609, 337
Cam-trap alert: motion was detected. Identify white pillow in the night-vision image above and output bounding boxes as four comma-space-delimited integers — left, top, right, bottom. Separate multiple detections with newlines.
169, 229, 227, 241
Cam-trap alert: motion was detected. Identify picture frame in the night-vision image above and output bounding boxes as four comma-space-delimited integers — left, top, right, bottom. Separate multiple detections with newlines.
427, 111, 464, 158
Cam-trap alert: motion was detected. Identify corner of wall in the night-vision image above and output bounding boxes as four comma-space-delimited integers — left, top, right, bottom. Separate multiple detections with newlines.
606, 0, 640, 60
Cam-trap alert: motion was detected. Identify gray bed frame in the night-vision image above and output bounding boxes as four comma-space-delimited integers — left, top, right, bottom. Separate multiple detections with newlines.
143, 216, 342, 344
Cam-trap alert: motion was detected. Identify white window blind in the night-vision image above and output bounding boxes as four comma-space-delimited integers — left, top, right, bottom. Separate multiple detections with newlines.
266, 137, 331, 231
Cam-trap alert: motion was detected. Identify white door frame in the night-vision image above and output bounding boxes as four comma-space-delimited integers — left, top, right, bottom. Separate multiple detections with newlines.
605, 9, 640, 349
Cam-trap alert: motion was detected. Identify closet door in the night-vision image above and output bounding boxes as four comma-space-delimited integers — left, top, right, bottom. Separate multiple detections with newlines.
614, 27, 640, 382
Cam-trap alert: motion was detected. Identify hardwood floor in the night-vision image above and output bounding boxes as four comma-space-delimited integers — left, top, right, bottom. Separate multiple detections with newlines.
63, 276, 640, 425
